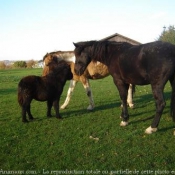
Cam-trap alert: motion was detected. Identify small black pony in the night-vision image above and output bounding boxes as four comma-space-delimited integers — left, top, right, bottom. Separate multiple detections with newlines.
73, 40, 175, 134
18, 61, 73, 122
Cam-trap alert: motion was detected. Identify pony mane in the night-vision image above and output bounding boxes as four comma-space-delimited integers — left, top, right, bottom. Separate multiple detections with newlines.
45, 61, 70, 76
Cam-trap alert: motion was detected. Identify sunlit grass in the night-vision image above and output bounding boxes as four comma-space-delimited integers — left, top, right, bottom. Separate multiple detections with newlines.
0, 68, 175, 174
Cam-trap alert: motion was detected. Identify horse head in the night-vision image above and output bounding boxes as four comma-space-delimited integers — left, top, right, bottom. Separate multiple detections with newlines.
43, 52, 63, 66
47, 61, 73, 81
73, 41, 94, 76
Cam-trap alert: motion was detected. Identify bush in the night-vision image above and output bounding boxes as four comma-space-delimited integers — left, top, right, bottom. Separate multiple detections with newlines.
13, 61, 27, 68
158, 25, 175, 45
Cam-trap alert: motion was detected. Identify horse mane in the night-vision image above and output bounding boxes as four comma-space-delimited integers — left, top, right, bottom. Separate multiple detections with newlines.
43, 51, 74, 61
93, 41, 133, 59
43, 60, 70, 77
74, 40, 133, 63
51, 62, 70, 73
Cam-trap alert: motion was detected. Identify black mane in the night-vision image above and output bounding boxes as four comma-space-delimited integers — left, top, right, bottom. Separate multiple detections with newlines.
74, 40, 133, 63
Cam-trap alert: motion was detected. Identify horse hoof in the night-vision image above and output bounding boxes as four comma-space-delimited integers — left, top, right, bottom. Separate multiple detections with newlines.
22, 120, 29, 123
56, 116, 62, 120
60, 105, 66, 110
120, 104, 134, 109
29, 117, 34, 121
145, 126, 157, 134
129, 104, 134, 109
120, 121, 128, 127
87, 105, 94, 111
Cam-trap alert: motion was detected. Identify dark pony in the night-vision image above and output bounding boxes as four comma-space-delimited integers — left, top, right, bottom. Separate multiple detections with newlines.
18, 61, 73, 122
73, 40, 175, 134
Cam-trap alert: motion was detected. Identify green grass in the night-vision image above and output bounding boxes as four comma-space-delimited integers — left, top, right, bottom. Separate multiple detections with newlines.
0, 68, 175, 175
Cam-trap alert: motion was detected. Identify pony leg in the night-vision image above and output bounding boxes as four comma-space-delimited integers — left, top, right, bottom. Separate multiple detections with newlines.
145, 86, 165, 134
60, 80, 77, 109
127, 84, 134, 108
82, 79, 94, 110
47, 100, 53, 117
22, 106, 28, 122
53, 100, 62, 119
26, 104, 34, 121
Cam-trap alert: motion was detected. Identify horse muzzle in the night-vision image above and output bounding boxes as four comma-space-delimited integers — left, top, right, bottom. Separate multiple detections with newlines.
74, 64, 85, 76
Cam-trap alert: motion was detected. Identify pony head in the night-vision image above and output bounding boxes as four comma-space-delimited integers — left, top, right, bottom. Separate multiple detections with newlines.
43, 52, 62, 66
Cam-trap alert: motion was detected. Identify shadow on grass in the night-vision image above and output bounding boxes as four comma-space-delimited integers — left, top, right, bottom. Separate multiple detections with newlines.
15, 91, 173, 123
0, 88, 17, 96
158, 125, 175, 132
134, 91, 171, 107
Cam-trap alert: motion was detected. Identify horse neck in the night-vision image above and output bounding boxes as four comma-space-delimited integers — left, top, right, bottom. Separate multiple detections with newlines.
55, 52, 75, 63
90, 44, 109, 65
91, 42, 133, 66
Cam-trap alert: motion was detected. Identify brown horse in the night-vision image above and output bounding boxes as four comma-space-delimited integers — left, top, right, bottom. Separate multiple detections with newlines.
43, 51, 134, 110
73, 40, 175, 134
18, 61, 73, 122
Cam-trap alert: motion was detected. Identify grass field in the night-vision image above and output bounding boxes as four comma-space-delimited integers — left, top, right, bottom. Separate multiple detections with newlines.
0, 68, 175, 175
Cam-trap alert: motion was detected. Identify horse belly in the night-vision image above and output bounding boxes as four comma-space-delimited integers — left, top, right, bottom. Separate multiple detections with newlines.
127, 77, 150, 85
34, 91, 49, 101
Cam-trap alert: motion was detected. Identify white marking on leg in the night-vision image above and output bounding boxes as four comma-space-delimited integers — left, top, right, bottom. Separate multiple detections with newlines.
60, 80, 77, 109
82, 80, 95, 110
145, 126, 158, 134
120, 121, 129, 126
127, 84, 134, 108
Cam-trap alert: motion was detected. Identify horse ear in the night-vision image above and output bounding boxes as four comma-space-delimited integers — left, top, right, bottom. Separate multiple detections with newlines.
73, 42, 78, 47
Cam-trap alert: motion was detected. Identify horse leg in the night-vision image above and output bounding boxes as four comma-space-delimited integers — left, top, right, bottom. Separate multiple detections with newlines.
113, 79, 129, 126
53, 100, 62, 119
81, 78, 94, 110
127, 84, 134, 108
145, 85, 166, 134
121, 84, 134, 108
22, 106, 28, 122
60, 80, 77, 109
22, 99, 32, 122
26, 104, 34, 121
47, 100, 53, 117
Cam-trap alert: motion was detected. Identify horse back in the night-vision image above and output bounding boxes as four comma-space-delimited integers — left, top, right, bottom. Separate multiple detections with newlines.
110, 41, 175, 85
18, 75, 55, 101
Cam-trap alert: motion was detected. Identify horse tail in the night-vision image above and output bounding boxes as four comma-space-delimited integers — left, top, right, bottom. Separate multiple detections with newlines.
18, 88, 23, 106
17, 81, 25, 106
170, 74, 175, 122
132, 84, 136, 94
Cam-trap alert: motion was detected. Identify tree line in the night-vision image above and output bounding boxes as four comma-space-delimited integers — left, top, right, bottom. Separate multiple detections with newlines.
0, 25, 175, 70
0, 60, 38, 69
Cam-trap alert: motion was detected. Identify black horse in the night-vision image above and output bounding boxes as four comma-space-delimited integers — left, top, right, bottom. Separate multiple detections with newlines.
73, 40, 175, 134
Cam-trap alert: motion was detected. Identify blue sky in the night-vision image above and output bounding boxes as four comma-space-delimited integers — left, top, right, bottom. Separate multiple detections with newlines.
0, 0, 174, 60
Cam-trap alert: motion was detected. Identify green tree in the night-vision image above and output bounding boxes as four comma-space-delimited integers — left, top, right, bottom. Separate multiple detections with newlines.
13, 61, 27, 68
158, 25, 175, 45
